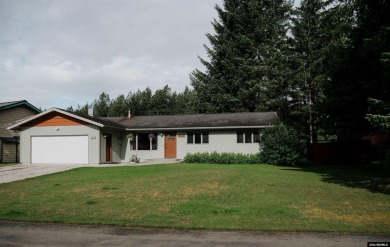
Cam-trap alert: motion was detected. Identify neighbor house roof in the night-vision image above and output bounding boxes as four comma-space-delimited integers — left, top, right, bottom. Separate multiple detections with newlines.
0, 100, 41, 113
119, 112, 278, 131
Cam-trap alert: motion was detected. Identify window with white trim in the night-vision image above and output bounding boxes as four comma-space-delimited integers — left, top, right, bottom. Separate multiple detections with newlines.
187, 132, 209, 144
237, 131, 260, 143
136, 133, 158, 150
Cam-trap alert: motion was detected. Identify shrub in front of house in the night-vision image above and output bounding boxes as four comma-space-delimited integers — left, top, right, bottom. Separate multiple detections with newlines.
183, 152, 262, 164
259, 123, 304, 166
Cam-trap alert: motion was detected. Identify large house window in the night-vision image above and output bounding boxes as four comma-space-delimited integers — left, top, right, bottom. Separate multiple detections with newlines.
151, 133, 158, 150
237, 132, 244, 143
253, 133, 261, 143
187, 133, 193, 144
137, 133, 158, 150
195, 133, 201, 144
237, 131, 260, 143
244, 131, 252, 143
187, 132, 209, 144
202, 133, 209, 144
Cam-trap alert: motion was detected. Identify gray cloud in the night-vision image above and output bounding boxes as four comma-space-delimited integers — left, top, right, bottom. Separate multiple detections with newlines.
0, 0, 223, 109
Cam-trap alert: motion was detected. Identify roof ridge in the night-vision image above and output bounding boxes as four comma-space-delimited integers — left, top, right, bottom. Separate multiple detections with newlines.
126, 111, 277, 118
0, 100, 40, 113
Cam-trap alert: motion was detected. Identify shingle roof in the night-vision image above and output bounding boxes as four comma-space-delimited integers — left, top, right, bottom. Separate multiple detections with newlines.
0, 101, 18, 108
117, 112, 278, 130
7, 107, 278, 131
0, 100, 41, 112
63, 111, 127, 129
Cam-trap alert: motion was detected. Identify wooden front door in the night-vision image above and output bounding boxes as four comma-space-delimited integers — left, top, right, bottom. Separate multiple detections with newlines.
164, 133, 177, 158
105, 134, 112, 162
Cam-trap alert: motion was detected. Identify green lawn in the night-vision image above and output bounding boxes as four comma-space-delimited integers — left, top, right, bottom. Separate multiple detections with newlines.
0, 163, 18, 167
0, 164, 389, 233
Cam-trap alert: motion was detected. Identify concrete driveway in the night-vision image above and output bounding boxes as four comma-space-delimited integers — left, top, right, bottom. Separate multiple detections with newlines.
0, 160, 181, 184
0, 164, 85, 184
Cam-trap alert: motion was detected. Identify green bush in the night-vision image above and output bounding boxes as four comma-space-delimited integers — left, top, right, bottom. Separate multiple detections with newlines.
259, 123, 304, 166
183, 152, 262, 164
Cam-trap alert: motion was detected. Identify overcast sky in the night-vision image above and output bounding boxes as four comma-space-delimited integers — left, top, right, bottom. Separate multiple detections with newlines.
0, 0, 223, 110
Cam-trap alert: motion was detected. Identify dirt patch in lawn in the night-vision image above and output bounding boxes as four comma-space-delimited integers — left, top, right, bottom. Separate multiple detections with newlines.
180, 181, 230, 197
303, 205, 390, 225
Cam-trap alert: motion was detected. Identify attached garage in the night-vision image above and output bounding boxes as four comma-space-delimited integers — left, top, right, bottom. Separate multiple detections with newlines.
31, 136, 88, 164
7, 108, 124, 165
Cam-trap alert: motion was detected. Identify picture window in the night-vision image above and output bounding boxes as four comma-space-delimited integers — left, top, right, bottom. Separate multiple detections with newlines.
136, 133, 158, 150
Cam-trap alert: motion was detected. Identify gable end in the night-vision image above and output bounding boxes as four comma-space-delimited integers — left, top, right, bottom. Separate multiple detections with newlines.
24, 112, 89, 127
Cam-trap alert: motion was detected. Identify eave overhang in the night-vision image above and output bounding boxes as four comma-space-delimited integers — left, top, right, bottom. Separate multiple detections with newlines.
7, 108, 105, 130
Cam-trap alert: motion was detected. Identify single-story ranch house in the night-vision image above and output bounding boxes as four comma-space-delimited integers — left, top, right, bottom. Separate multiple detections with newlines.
7, 108, 278, 165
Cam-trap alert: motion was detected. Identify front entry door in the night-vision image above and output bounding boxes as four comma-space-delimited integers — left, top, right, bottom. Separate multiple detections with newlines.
164, 133, 177, 158
105, 134, 112, 162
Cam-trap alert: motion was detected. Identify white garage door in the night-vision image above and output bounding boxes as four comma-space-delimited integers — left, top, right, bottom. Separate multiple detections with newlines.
31, 136, 88, 164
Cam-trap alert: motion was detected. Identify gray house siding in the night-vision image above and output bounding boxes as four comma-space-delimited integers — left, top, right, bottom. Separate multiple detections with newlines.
120, 130, 261, 161
177, 130, 260, 159
20, 125, 101, 164
0, 105, 39, 163
0, 106, 38, 138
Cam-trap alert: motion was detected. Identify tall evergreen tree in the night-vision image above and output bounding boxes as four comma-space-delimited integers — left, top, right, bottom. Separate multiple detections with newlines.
108, 94, 128, 117
190, 0, 292, 113
323, 0, 390, 139
74, 103, 89, 116
150, 85, 174, 115
93, 92, 111, 117
66, 86, 199, 117
127, 87, 152, 116
366, 98, 390, 133
289, 0, 350, 143
176, 86, 199, 114
65, 106, 74, 112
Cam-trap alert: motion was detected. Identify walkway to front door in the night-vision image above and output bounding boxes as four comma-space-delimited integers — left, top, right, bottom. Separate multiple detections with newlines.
164, 133, 176, 158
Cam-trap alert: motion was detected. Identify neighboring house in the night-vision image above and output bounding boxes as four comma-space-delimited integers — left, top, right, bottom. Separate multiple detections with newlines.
0, 100, 41, 163
8, 108, 278, 165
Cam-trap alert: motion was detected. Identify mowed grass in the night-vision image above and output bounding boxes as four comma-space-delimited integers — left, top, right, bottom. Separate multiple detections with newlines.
0, 164, 389, 233
0, 163, 18, 167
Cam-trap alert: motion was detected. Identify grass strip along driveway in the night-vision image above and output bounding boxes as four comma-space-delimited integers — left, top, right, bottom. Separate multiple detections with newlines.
0, 163, 18, 167
0, 164, 389, 233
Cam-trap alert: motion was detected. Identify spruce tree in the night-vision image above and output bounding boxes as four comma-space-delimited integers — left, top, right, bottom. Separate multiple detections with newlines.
176, 86, 199, 114
108, 94, 128, 117
289, 0, 349, 143
324, 0, 390, 139
150, 85, 174, 115
93, 92, 111, 117
190, 0, 292, 113
127, 87, 152, 116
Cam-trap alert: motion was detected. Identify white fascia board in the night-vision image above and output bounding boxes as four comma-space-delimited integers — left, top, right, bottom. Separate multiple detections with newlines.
7, 107, 104, 130
125, 125, 273, 132
53, 108, 104, 127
